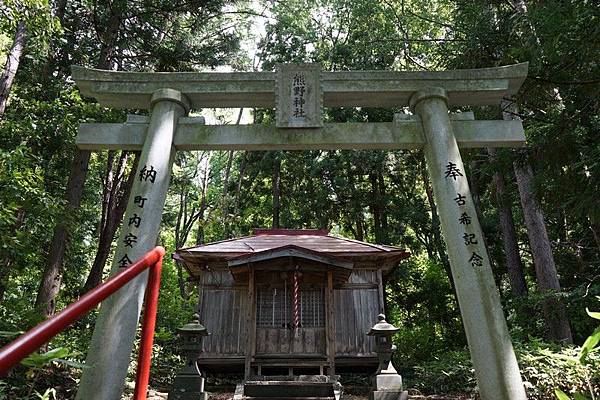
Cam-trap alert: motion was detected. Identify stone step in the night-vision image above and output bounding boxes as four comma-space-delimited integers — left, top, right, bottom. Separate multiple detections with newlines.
244, 397, 335, 400
243, 380, 338, 398
244, 381, 334, 397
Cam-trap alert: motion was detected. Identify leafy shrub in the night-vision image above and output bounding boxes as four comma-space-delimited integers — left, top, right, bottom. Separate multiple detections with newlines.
518, 340, 599, 399
408, 349, 476, 396
405, 339, 600, 399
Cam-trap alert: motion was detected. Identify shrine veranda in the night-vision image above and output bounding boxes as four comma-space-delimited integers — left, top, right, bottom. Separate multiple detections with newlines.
72, 62, 530, 400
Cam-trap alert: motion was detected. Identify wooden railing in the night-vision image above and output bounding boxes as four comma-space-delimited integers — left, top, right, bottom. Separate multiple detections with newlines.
0, 246, 165, 400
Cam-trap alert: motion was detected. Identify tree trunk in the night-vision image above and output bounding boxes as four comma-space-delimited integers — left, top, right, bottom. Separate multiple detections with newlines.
514, 159, 573, 342
222, 151, 234, 211
501, 97, 572, 342
272, 153, 281, 229
34, 150, 90, 315
81, 150, 119, 294
174, 189, 189, 299
221, 109, 242, 235
345, 163, 364, 241
0, 209, 26, 302
355, 215, 365, 242
420, 159, 455, 291
96, 10, 122, 70
195, 155, 211, 245
467, 160, 485, 223
378, 171, 389, 243
36, 6, 124, 312
588, 217, 600, 252
488, 149, 528, 298
40, 0, 68, 89
369, 173, 383, 243
0, 21, 26, 118
81, 152, 138, 293
232, 151, 248, 227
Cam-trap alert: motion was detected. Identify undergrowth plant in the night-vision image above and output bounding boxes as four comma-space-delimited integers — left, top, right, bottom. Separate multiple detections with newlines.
554, 303, 600, 400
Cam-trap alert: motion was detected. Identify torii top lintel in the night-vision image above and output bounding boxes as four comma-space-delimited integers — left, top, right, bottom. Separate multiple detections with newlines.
71, 62, 528, 110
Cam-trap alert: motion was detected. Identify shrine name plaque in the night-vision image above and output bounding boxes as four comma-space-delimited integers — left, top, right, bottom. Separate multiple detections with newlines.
276, 63, 323, 128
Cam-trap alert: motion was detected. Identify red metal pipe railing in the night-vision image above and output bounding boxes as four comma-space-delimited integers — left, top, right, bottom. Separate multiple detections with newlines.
133, 252, 162, 400
0, 246, 166, 400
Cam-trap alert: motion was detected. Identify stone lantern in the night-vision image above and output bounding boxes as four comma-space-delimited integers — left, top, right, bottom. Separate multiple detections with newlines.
168, 314, 209, 400
367, 314, 408, 400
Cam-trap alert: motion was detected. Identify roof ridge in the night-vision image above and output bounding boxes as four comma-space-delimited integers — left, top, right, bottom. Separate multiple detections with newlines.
326, 234, 390, 251
176, 233, 255, 252
252, 228, 330, 236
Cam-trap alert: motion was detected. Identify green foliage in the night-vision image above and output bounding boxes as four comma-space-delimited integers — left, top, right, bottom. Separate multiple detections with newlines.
34, 388, 56, 400
408, 349, 476, 395
146, 231, 197, 390
0, 0, 599, 398
0, 0, 248, 396
387, 255, 464, 365
0, 145, 49, 257
407, 338, 600, 399
0, 345, 84, 399
0, 0, 58, 40
520, 340, 599, 400
549, 305, 600, 400
20, 347, 83, 369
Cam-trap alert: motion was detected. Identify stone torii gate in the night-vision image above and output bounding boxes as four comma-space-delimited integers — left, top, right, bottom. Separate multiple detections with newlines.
72, 63, 529, 400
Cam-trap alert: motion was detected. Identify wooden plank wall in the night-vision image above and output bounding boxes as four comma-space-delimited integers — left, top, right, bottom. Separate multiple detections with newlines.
197, 269, 248, 357
334, 269, 380, 356
196, 268, 382, 359
255, 328, 326, 355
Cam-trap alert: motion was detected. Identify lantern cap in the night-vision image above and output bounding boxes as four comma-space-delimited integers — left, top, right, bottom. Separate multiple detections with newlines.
178, 314, 209, 335
367, 313, 399, 335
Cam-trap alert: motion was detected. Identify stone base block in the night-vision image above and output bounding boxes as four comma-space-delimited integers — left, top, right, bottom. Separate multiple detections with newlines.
233, 383, 245, 400
369, 390, 409, 400
168, 375, 206, 400
372, 373, 403, 391
167, 391, 207, 400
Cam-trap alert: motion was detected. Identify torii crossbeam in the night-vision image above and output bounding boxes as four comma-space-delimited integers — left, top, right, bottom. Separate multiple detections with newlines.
72, 63, 529, 400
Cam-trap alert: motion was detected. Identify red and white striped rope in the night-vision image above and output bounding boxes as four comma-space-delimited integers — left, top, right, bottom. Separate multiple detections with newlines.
293, 271, 300, 329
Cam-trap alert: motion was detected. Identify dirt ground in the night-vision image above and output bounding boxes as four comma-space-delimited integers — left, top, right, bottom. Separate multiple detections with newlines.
206, 392, 474, 399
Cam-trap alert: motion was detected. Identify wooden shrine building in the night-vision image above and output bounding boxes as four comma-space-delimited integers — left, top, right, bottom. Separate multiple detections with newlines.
174, 229, 409, 377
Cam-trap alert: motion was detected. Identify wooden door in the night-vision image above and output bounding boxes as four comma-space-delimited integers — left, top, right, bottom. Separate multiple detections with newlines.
255, 285, 326, 356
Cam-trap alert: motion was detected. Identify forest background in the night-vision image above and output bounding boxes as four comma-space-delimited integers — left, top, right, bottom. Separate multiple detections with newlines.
0, 0, 599, 399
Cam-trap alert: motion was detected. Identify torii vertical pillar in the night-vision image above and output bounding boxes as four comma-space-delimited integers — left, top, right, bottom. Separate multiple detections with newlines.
410, 88, 527, 400
76, 89, 190, 400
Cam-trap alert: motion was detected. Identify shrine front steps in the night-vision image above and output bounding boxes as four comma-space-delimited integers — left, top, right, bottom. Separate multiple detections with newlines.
243, 397, 335, 400
235, 375, 341, 400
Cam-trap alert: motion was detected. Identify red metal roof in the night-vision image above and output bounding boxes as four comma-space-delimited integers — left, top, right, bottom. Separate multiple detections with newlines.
252, 228, 330, 236
175, 229, 408, 258
174, 229, 410, 278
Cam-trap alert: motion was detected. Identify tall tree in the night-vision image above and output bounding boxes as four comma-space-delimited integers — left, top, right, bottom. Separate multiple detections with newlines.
34, 0, 127, 314
506, 95, 572, 343
514, 152, 573, 342
0, 21, 26, 118
0, 209, 26, 302
80, 151, 138, 294
0, 0, 59, 117
36, 0, 246, 314
0, 0, 57, 302
34, 150, 90, 315
272, 152, 281, 229
446, 0, 598, 340
174, 151, 212, 297
488, 148, 528, 298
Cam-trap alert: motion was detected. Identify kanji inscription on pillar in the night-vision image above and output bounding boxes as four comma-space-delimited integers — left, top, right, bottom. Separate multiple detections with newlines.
276, 63, 322, 128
